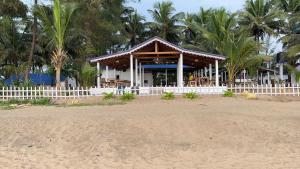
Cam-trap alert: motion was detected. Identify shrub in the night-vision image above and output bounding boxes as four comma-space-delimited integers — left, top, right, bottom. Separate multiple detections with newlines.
223, 90, 234, 97
103, 92, 115, 100
245, 93, 257, 100
241, 91, 249, 97
120, 92, 135, 101
31, 98, 52, 105
162, 92, 175, 100
184, 92, 198, 100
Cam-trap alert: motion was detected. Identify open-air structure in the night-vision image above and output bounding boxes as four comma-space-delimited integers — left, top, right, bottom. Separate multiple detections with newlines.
90, 37, 226, 89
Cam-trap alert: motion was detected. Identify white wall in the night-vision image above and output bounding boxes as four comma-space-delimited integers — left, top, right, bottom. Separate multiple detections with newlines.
102, 69, 154, 86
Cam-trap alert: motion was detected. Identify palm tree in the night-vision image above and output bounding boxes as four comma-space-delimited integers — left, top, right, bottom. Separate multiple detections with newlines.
0, 16, 29, 80
192, 9, 237, 53
147, 1, 184, 43
25, 0, 38, 81
183, 8, 219, 52
122, 10, 146, 48
37, 0, 77, 87
273, 0, 300, 82
239, 0, 281, 42
221, 34, 263, 84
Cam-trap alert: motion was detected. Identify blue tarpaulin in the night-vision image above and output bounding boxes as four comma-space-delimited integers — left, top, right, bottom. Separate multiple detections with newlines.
5, 74, 65, 86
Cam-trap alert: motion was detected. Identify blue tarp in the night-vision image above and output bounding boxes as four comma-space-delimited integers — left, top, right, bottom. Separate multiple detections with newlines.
143, 64, 193, 69
5, 74, 65, 86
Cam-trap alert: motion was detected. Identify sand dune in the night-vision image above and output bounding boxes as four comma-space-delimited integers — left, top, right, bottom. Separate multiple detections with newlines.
0, 96, 300, 169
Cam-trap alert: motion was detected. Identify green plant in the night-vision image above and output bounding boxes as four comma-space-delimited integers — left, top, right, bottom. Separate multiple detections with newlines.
184, 92, 198, 100
103, 92, 115, 100
31, 98, 52, 105
120, 92, 135, 101
162, 92, 175, 100
223, 90, 234, 97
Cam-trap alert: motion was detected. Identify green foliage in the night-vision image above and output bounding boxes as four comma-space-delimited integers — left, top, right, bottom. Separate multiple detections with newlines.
162, 92, 175, 100
223, 91, 235, 97
0, 98, 52, 109
103, 92, 115, 100
148, 1, 184, 43
36, 0, 78, 87
30, 98, 52, 105
78, 63, 97, 87
184, 92, 198, 100
120, 92, 135, 101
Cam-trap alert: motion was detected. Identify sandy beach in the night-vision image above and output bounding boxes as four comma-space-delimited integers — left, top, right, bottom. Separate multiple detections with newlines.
0, 96, 300, 169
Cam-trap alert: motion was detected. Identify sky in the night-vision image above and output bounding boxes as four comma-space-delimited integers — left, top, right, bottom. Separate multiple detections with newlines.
22, 0, 246, 15
128, 0, 245, 19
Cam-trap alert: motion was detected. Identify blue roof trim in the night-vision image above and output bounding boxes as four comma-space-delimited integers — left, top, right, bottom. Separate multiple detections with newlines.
143, 64, 193, 69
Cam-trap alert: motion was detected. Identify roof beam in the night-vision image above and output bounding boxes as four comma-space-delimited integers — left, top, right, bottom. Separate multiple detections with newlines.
133, 51, 180, 55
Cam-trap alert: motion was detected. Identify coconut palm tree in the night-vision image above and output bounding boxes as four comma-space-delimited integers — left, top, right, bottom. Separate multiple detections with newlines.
221, 34, 264, 84
183, 8, 222, 52
192, 9, 237, 53
0, 16, 29, 80
147, 1, 184, 43
37, 0, 77, 87
25, 0, 38, 81
122, 10, 146, 48
240, 0, 281, 42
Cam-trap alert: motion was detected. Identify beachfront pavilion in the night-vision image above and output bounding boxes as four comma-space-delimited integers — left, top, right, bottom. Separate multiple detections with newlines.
90, 37, 226, 88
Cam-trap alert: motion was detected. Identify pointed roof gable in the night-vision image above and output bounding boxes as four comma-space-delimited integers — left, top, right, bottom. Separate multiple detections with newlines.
90, 37, 225, 63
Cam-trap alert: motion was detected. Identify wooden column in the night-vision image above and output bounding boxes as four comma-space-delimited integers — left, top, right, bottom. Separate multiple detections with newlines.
97, 62, 101, 88
130, 54, 134, 87
209, 64, 212, 81
135, 58, 138, 86
215, 60, 219, 87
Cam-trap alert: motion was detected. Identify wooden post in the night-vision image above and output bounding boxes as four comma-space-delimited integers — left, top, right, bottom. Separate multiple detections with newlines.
215, 60, 219, 87
97, 62, 101, 88
130, 54, 134, 87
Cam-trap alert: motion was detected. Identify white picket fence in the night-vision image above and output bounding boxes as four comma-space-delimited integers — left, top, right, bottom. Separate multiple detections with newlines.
1, 84, 300, 100
228, 84, 300, 96
0, 87, 91, 100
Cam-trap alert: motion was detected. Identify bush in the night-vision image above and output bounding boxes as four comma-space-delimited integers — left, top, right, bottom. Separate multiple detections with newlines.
223, 90, 234, 97
120, 93, 135, 101
245, 93, 257, 100
184, 92, 198, 100
31, 98, 52, 105
162, 92, 175, 100
103, 92, 115, 100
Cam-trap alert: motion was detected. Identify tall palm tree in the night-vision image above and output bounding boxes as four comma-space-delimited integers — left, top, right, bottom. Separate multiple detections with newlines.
183, 8, 222, 52
240, 0, 281, 42
0, 16, 29, 80
25, 0, 38, 81
192, 9, 237, 53
147, 1, 184, 43
122, 10, 146, 48
37, 0, 77, 87
273, 0, 300, 82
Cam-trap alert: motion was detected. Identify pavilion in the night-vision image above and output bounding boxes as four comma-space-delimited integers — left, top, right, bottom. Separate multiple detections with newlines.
90, 37, 226, 88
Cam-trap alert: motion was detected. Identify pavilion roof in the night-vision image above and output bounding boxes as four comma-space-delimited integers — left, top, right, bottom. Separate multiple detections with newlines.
90, 36, 226, 63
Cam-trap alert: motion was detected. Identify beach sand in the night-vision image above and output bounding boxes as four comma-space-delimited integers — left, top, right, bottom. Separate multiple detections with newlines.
0, 96, 300, 169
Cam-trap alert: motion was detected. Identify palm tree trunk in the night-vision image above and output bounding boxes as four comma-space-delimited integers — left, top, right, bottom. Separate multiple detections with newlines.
56, 65, 61, 88
25, 0, 38, 81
